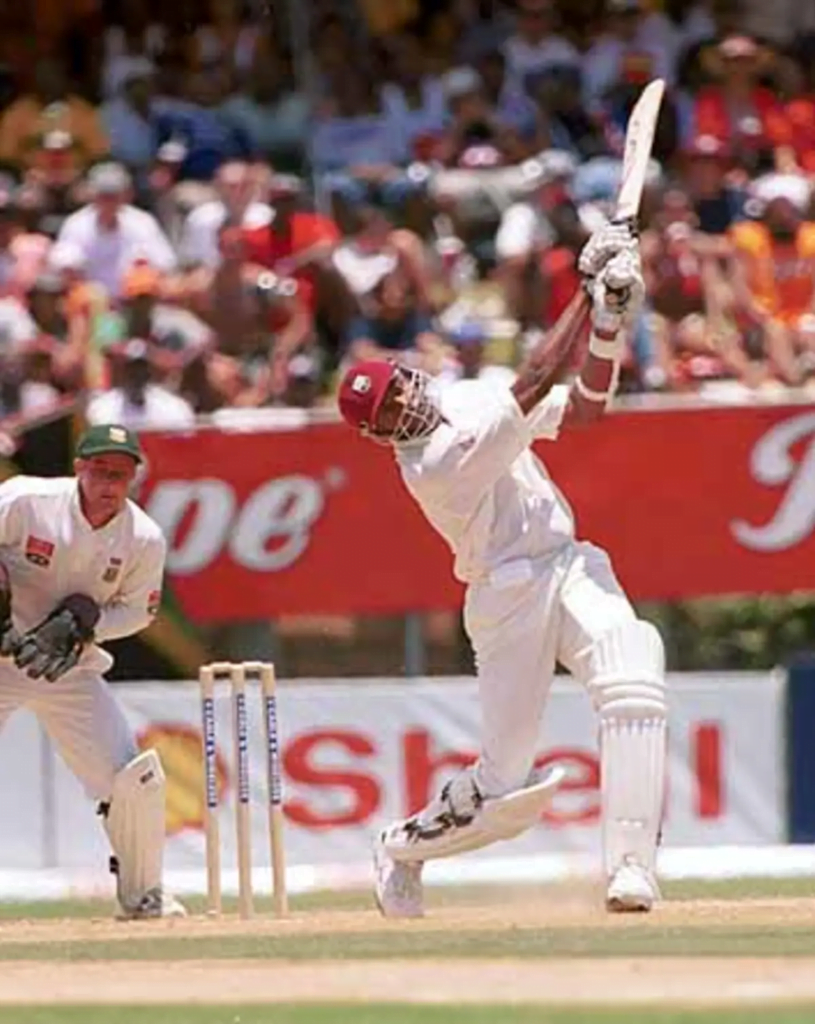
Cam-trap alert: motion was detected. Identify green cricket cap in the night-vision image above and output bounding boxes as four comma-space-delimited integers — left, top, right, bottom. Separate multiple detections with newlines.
76, 424, 143, 464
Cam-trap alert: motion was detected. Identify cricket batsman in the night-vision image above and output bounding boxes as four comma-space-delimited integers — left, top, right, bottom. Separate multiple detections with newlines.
0, 424, 185, 918
338, 221, 666, 916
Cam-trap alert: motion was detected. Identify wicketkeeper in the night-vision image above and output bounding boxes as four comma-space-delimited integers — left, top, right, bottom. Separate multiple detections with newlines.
0, 424, 184, 918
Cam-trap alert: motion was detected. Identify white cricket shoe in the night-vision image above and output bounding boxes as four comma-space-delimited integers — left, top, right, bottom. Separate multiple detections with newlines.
606, 858, 660, 913
373, 831, 424, 918
118, 887, 188, 920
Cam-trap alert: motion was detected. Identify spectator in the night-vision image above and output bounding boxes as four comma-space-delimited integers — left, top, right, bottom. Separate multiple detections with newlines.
494, 150, 578, 324
502, 0, 581, 87
0, 59, 108, 175
188, 0, 262, 87
438, 321, 516, 386
312, 69, 417, 221
525, 65, 607, 159
55, 162, 176, 299
86, 338, 196, 428
334, 205, 441, 364
379, 34, 447, 159
583, 0, 675, 112
25, 272, 88, 392
730, 174, 815, 386
220, 50, 310, 169
119, 261, 212, 379
695, 35, 796, 174
102, 0, 166, 99
782, 39, 815, 174
100, 59, 159, 186
475, 49, 542, 145
642, 188, 763, 393
180, 160, 271, 269
154, 69, 254, 182
683, 134, 747, 234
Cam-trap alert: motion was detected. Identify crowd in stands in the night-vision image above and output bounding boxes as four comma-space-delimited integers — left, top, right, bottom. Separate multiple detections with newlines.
0, 0, 814, 426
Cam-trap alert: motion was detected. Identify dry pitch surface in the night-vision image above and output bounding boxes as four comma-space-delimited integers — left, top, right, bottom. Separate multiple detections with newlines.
0, 882, 813, 1008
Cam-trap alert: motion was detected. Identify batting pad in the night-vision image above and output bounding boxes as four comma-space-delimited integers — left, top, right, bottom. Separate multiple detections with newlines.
384, 765, 566, 864
588, 620, 668, 876
102, 749, 167, 913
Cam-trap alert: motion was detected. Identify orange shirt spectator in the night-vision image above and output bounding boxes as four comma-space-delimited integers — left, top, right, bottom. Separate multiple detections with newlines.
730, 218, 815, 323
0, 60, 108, 174
242, 210, 340, 313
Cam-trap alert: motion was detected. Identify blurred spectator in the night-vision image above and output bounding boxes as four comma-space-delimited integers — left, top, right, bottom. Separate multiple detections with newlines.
102, 0, 166, 100
188, 0, 262, 86
25, 272, 89, 392
682, 134, 747, 234
379, 34, 447, 158
782, 38, 815, 174
526, 65, 607, 159
120, 262, 212, 377
642, 188, 763, 393
313, 69, 419, 220
502, 0, 581, 85
242, 173, 342, 318
187, 222, 316, 405
154, 69, 254, 182
476, 49, 542, 144
438, 321, 516, 385
101, 59, 159, 187
220, 51, 310, 169
0, 59, 108, 175
695, 35, 795, 174
583, 0, 675, 111
730, 174, 815, 386
180, 160, 271, 268
494, 150, 577, 323
55, 162, 176, 299
334, 205, 441, 364
86, 338, 196, 427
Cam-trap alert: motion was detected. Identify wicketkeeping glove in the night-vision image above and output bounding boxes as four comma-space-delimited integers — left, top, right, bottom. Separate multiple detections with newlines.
14, 594, 100, 682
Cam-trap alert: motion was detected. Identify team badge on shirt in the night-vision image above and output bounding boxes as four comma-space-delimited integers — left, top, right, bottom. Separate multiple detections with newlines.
103, 557, 123, 583
147, 590, 161, 616
25, 535, 54, 568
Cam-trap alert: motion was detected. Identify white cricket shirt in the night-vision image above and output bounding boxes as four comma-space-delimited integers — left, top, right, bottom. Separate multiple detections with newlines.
397, 381, 574, 584
0, 476, 166, 673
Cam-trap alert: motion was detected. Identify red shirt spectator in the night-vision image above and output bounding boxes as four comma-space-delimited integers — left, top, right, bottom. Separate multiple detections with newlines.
242, 209, 340, 313
695, 36, 795, 173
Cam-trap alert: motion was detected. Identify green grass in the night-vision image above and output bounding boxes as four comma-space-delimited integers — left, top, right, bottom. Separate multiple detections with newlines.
0, 875, 811, 922
0, 1006, 813, 1024
1, 923, 815, 963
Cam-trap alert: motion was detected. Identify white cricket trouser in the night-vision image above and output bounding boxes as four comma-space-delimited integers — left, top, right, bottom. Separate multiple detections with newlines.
464, 539, 636, 796
0, 664, 138, 801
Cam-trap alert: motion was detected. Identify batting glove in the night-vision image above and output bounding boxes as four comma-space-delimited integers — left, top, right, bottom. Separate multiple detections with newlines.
578, 220, 638, 281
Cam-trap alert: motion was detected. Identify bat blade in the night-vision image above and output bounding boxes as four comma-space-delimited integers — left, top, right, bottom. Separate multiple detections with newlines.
614, 78, 665, 224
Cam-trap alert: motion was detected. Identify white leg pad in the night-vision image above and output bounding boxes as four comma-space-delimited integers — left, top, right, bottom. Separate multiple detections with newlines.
588, 621, 668, 877
384, 764, 566, 864
101, 749, 166, 914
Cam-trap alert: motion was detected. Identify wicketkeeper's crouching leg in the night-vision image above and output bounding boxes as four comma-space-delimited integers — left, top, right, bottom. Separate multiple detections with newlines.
99, 749, 187, 919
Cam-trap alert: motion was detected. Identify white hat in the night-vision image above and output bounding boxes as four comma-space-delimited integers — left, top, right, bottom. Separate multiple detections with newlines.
750, 173, 811, 214
441, 66, 482, 99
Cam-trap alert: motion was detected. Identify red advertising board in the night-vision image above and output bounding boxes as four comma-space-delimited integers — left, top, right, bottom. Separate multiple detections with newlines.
138, 403, 815, 622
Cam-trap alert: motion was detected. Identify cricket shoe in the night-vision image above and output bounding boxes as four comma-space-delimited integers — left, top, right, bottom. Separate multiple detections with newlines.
605, 858, 660, 913
373, 831, 424, 918
118, 887, 188, 920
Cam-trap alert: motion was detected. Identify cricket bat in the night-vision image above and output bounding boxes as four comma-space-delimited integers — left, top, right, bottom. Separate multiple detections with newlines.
548, 79, 666, 335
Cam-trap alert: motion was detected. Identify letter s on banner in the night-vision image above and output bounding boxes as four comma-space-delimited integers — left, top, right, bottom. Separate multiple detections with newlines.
284, 730, 381, 828
731, 411, 815, 551
231, 476, 325, 571
146, 480, 236, 574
